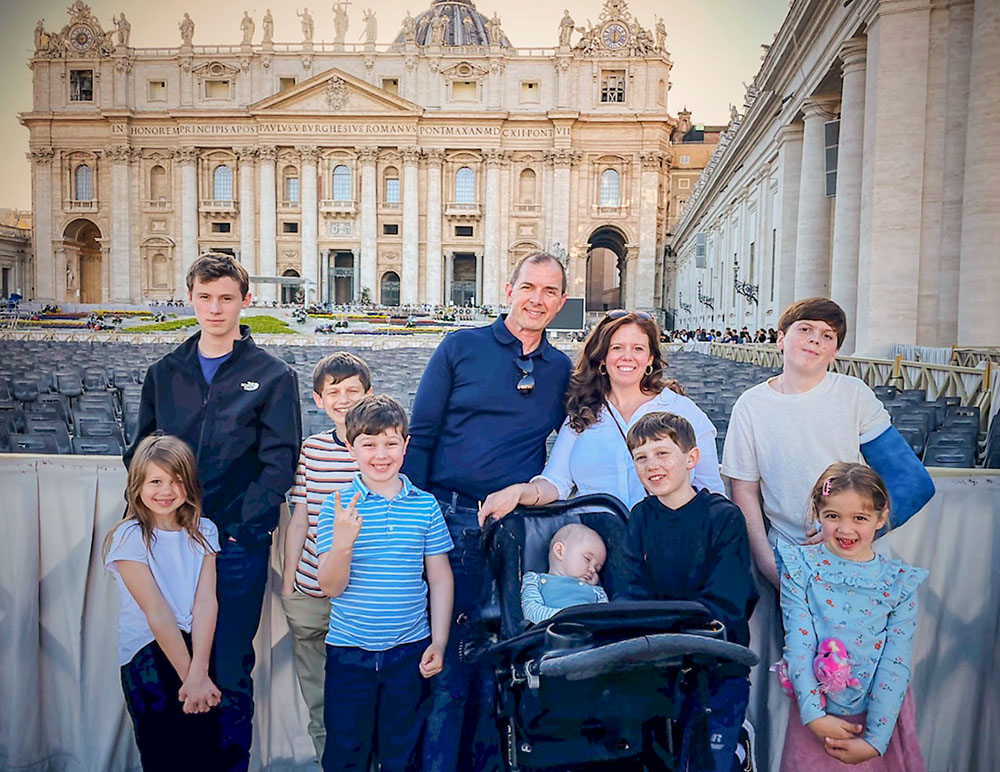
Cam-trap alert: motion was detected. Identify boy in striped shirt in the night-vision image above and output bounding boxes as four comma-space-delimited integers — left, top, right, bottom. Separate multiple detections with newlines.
281, 352, 372, 761
316, 395, 454, 772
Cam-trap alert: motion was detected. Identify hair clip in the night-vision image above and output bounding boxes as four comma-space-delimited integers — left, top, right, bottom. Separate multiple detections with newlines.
822, 479, 833, 497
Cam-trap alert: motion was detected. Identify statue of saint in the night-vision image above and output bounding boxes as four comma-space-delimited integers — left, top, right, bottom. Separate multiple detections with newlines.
240, 11, 255, 45
361, 8, 377, 44
655, 16, 667, 50
558, 10, 574, 47
262, 9, 274, 44
34, 20, 46, 53
486, 12, 502, 45
297, 8, 315, 43
114, 13, 131, 47
179, 13, 195, 46
401, 10, 416, 43
429, 7, 447, 46
333, 2, 349, 44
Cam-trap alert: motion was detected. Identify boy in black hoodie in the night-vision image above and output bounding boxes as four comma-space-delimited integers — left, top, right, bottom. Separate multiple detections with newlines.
621, 411, 756, 772
124, 253, 300, 771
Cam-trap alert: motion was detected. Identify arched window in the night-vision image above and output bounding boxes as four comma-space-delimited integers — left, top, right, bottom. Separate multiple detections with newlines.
282, 165, 299, 204
518, 168, 536, 204
213, 164, 233, 201
149, 165, 167, 203
455, 166, 475, 204
599, 169, 620, 207
332, 164, 351, 201
380, 271, 401, 307
74, 164, 93, 201
383, 166, 400, 205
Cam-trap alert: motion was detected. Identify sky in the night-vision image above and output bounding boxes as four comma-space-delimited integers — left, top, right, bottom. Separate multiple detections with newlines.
0, 0, 788, 209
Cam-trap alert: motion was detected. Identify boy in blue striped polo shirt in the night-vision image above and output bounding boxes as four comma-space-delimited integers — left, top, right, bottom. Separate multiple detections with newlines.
316, 395, 454, 772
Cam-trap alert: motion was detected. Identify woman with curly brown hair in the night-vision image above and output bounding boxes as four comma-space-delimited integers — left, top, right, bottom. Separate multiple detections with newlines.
478, 310, 723, 524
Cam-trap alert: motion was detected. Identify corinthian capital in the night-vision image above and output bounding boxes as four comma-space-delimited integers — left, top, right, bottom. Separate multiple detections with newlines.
106, 145, 139, 163
399, 145, 421, 164
640, 152, 665, 170
357, 146, 379, 164
235, 146, 259, 163
257, 145, 278, 163
172, 146, 200, 165
482, 148, 507, 166
28, 147, 55, 164
422, 148, 446, 165
297, 145, 321, 164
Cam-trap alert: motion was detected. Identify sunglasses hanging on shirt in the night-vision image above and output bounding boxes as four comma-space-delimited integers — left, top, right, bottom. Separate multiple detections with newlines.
514, 355, 535, 395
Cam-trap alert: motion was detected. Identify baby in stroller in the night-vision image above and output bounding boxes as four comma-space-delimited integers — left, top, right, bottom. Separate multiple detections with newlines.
520, 524, 610, 624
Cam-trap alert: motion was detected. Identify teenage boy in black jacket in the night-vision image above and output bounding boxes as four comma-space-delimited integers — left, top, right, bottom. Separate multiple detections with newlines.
124, 253, 300, 771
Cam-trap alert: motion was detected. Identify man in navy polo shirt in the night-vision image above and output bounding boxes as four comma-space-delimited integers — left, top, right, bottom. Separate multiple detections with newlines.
404, 251, 572, 772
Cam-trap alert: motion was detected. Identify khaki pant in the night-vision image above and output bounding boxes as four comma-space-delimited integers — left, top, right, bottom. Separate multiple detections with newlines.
280, 590, 330, 762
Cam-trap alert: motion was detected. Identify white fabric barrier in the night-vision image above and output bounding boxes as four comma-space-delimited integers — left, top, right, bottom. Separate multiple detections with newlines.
1, 457, 998, 771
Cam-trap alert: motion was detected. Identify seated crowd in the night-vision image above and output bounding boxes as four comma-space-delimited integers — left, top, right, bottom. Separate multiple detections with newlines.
97, 252, 935, 772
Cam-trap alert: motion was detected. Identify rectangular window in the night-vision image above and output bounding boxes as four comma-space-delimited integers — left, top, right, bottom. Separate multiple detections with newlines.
770, 228, 777, 302
70, 70, 94, 102
824, 119, 840, 197
600, 70, 626, 103
282, 222, 299, 234
678, 178, 690, 190
455, 225, 474, 237
279, 77, 296, 92
211, 222, 231, 233
520, 81, 540, 103
381, 78, 399, 95
749, 241, 755, 284
695, 232, 706, 269
205, 79, 231, 99
383, 223, 399, 235
451, 81, 478, 102
384, 177, 400, 204
147, 80, 167, 101
679, 154, 690, 165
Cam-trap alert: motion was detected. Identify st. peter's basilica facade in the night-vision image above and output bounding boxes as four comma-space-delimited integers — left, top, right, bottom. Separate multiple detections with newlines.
23, 0, 689, 310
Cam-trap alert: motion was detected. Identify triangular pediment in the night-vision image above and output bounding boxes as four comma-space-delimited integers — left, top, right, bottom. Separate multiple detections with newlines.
250, 68, 422, 116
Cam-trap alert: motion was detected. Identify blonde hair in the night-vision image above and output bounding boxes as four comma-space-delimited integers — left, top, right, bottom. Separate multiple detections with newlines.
103, 434, 212, 559
805, 462, 890, 531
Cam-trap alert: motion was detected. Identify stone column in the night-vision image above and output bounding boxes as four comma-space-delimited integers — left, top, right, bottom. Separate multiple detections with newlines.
774, 124, 803, 312
176, 147, 199, 282
236, 146, 257, 279
257, 146, 277, 302
830, 39, 867, 354
636, 152, 663, 309
299, 145, 319, 303
400, 146, 421, 304
550, 151, 574, 262
855, 6, 931, 353
793, 97, 838, 300
29, 149, 55, 300
358, 146, 379, 301
423, 149, 444, 306
108, 146, 134, 302
957, 0, 1000, 346
483, 149, 504, 306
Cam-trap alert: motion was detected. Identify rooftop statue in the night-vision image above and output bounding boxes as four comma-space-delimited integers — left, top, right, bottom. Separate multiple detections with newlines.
333, 2, 349, 44
558, 10, 574, 47
114, 12, 130, 48
401, 10, 416, 43
262, 9, 274, 44
241, 11, 255, 45
179, 13, 194, 46
297, 8, 315, 42
361, 8, 377, 44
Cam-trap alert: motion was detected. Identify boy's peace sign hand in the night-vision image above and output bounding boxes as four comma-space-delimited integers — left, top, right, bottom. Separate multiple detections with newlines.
331, 490, 363, 547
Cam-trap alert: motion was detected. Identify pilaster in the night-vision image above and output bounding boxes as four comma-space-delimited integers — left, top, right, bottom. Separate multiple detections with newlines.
400, 146, 421, 305
257, 145, 277, 302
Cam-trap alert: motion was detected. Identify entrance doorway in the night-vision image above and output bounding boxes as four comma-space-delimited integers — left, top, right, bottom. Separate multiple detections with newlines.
329, 252, 355, 304
586, 227, 627, 311
380, 271, 400, 306
451, 253, 477, 306
63, 219, 103, 303
281, 269, 300, 304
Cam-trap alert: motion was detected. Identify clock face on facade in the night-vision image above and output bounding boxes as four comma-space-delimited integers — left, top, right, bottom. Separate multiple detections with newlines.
602, 22, 629, 50
69, 24, 96, 52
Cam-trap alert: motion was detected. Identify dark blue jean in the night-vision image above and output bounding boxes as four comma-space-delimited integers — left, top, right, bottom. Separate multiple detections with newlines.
422, 502, 500, 772
213, 538, 270, 772
680, 675, 750, 772
322, 639, 430, 772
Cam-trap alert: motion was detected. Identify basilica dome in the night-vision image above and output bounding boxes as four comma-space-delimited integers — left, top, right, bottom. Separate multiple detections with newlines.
394, 0, 511, 47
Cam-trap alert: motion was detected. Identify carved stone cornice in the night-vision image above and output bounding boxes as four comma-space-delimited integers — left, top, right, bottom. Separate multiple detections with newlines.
234, 146, 259, 163
172, 146, 199, 165
29, 148, 55, 164
422, 148, 446, 165
257, 145, 278, 163
399, 146, 421, 164
357, 146, 379, 164
297, 145, 321, 164
640, 152, 664, 170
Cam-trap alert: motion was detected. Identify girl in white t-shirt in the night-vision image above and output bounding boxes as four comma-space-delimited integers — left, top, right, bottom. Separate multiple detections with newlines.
103, 434, 222, 771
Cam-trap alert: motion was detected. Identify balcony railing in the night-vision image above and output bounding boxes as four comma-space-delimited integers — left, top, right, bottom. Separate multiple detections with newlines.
143, 199, 171, 210
512, 204, 541, 216
593, 205, 627, 217
199, 199, 238, 213
67, 199, 97, 212
445, 201, 481, 218
380, 201, 402, 211
320, 199, 357, 215
278, 199, 301, 211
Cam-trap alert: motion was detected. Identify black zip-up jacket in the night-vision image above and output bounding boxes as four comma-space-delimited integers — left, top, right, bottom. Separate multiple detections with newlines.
124, 326, 301, 550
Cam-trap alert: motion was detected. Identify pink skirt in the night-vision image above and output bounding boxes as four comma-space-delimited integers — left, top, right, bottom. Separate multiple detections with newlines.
779, 689, 925, 772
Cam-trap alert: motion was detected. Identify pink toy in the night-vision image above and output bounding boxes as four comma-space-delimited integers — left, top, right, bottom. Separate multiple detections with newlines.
771, 659, 795, 699
813, 637, 860, 696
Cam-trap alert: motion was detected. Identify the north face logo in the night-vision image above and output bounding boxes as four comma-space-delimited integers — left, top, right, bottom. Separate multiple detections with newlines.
241, 381, 260, 392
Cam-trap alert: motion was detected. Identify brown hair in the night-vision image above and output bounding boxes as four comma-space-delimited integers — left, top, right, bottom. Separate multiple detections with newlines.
103, 435, 212, 560
186, 252, 251, 298
312, 352, 372, 394
566, 314, 683, 432
508, 251, 567, 294
345, 394, 408, 444
778, 297, 847, 348
805, 462, 889, 530
626, 411, 697, 453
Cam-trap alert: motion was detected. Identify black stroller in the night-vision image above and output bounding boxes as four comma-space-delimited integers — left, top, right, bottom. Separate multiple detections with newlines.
479, 495, 758, 772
